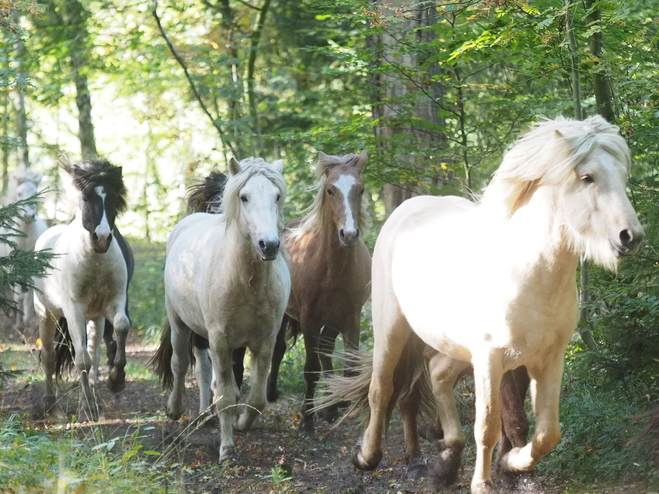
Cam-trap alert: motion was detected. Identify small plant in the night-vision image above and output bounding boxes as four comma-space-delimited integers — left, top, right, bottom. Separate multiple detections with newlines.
261, 463, 293, 493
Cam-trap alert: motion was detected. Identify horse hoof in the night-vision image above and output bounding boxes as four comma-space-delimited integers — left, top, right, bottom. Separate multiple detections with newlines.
351, 447, 380, 471
107, 366, 126, 393
470, 480, 496, 494
219, 445, 237, 462
407, 457, 428, 479
319, 406, 340, 424
266, 388, 280, 402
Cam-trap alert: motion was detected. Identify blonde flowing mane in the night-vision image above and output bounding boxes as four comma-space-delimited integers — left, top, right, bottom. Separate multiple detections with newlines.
221, 157, 287, 231
482, 115, 631, 217
289, 152, 369, 240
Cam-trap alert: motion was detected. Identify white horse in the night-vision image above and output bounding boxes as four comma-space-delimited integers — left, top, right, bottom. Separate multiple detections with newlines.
352, 116, 644, 493
0, 167, 48, 329
34, 159, 130, 421
153, 157, 290, 461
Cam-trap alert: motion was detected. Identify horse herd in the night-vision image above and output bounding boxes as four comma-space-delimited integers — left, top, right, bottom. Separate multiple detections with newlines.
0, 115, 645, 494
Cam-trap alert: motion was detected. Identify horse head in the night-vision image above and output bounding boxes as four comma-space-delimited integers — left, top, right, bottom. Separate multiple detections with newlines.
225, 157, 286, 261
486, 115, 644, 271
64, 159, 127, 254
11, 168, 42, 221
317, 151, 367, 248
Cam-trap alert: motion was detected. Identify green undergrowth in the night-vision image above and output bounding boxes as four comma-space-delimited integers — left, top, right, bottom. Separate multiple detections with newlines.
0, 416, 166, 493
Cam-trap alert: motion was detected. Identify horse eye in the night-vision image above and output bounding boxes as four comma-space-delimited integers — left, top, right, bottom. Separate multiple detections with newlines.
276, 194, 281, 202
581, 174, 594, 184
360, 188, 365, 195
327, 188, 333, 196
240, 195, 248, 203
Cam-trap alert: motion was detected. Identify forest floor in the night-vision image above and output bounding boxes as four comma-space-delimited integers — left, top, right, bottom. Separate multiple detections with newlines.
0, 327, 655, 494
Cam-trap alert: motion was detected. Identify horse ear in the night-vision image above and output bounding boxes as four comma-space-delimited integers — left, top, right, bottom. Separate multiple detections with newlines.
317, 152, 335, 177
355, 151, 368, 172
34, 173, 43, 185
554, 129, 564, 139
271, 159, 284, 174
228, 158, 241, 176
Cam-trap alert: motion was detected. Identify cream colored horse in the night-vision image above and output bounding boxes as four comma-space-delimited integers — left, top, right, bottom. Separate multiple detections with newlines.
354, 116, 644, 493
153, 157, 290, 461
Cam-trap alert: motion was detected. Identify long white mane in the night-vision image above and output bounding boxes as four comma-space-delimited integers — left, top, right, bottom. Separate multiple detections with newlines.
289, 153, 369, 240
482, 115, 630, 217
221, 157, 287, 231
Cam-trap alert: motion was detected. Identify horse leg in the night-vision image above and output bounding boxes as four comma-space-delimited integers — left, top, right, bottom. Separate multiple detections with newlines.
399, 379, 427, 479
103, 320, 117, 373
426, 351, 469, 489
236, 338, 273, 432
105, 301, 130, 393
470, 353, 504, 494
208, 337, 240, 461
38, 314, 58, 414
266, 315, 289, 402
353, 312, 411, 471
317, 326, 341, 423
86, 317, 105, 387
496, 366, 530, 470
63, 305, 97, 421
191, 333, 212, 416
299, 327, 322, 436
166, 314, 191, 421
499, 356, 563, 473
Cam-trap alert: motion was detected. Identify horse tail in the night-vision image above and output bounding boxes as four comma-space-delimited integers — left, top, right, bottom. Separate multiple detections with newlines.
54, 317, 76, 378
314, 332, 435, 428
149, 319, 174, 391
186, 170, 227, 214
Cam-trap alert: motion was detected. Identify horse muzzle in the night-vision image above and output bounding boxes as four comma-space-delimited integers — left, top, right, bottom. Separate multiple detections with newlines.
339, 227, 360, 248
92, 232, 113, 254
612, 227, 644, 257
257, 238, 280, 261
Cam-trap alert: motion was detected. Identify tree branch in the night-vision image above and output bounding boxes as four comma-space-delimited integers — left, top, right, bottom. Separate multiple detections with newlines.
152, 0, 235, 156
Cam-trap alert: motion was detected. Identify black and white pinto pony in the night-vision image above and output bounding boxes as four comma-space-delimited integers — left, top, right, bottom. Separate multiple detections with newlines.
34, 159, 130, 420
0, 167, 48, 329
152, 157, 290, 461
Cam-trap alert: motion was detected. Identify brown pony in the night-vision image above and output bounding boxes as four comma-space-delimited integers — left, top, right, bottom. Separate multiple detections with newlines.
267, 151, 371, 435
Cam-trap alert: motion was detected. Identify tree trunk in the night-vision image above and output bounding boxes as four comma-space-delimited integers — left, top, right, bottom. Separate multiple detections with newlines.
63, 0, 97, 160
585, 0, 614, 122
12, 10, 30, 168
372, 1, 445, 217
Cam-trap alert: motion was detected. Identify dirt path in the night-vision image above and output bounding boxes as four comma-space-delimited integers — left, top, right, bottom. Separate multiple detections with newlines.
0, 337, 652, 494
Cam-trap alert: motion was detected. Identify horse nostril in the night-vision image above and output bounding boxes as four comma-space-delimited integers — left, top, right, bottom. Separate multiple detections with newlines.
259, 240, 266, 250
339, 229, 345, 239
620, 229, 632, 246
92, 233, 99, 243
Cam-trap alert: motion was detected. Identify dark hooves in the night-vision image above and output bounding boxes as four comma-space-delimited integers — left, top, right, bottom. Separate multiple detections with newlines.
297, 423, 315, 437
266, 388, 280, 403
407, 457, 428, 479
107, 366, 126, 393
318, 406, 340, 424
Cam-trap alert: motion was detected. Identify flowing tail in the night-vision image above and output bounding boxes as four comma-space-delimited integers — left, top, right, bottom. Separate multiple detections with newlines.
54, 318, 75, 378
149, 319, 174, 390
314, 331, 435, 429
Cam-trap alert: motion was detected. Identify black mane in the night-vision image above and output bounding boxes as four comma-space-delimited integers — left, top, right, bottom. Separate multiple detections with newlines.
186, 170, 227, 214
64, 159, 128, 213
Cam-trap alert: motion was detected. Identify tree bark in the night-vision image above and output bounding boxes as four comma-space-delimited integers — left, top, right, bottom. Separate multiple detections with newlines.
372, 1, 445, 217
12, 10, 30, 168
63, 0, 97, 160
585, 0, 614, 122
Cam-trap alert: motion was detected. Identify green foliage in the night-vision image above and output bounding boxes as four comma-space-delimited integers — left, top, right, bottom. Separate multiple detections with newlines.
0, 197, 53, 316
127, 237, 166, 342
0, 417, 167, 493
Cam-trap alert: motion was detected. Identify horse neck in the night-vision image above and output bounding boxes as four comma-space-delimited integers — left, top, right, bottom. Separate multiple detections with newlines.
223, 218, 277, 282
16, 217, 42, 250
501, 187, 580, 292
